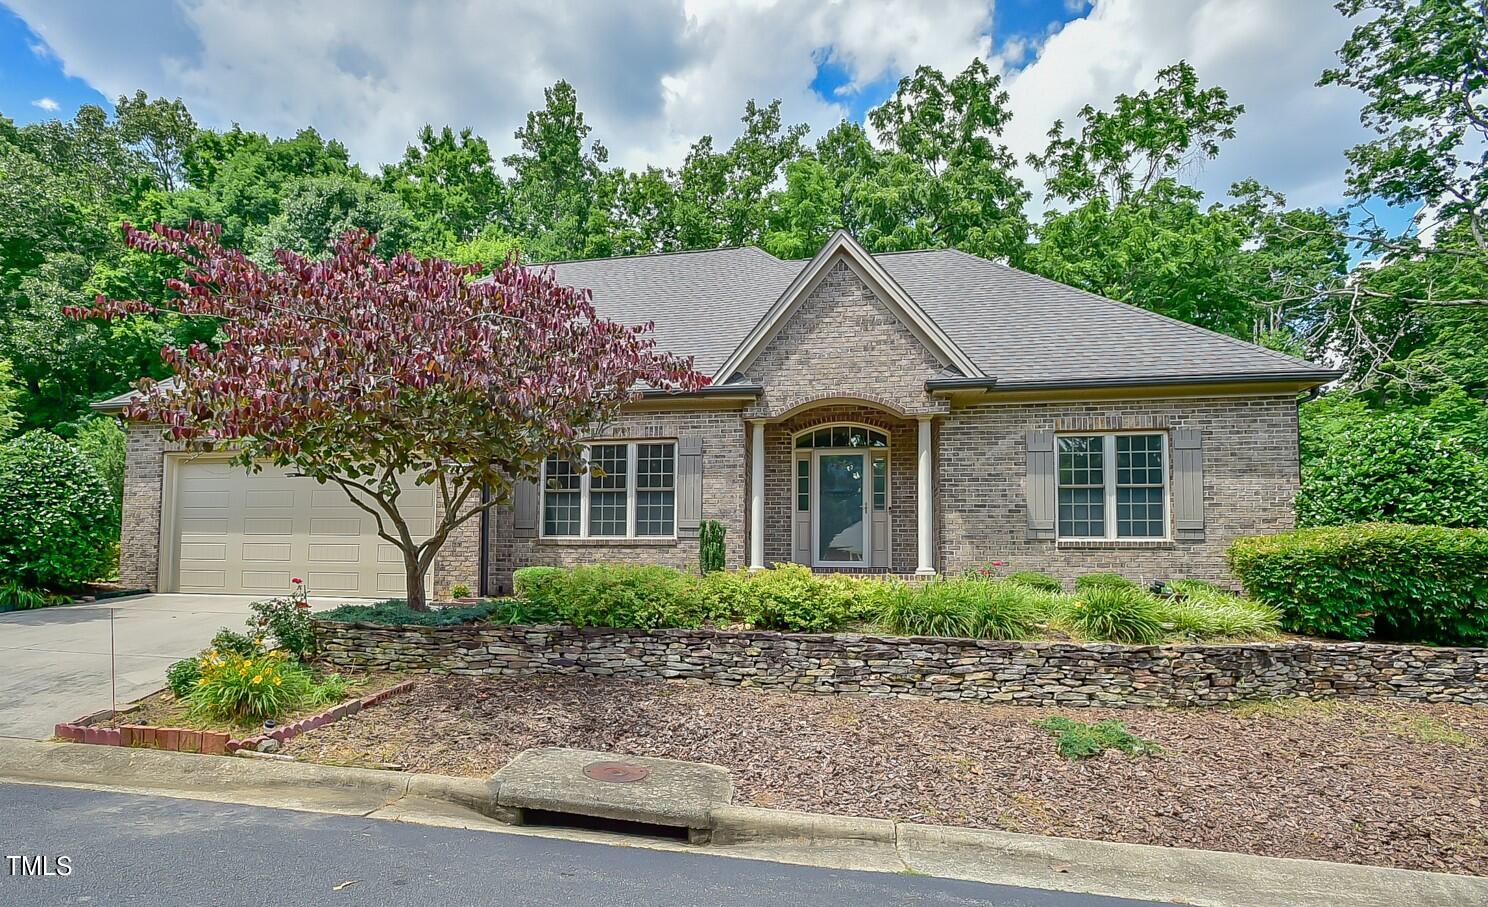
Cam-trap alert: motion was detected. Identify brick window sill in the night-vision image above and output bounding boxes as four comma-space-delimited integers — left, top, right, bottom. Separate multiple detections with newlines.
534, 538, 681, 548
1056, 539, 1176, 550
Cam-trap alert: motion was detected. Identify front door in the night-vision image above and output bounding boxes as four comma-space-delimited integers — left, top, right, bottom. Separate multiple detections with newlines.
815, 452, 868, 565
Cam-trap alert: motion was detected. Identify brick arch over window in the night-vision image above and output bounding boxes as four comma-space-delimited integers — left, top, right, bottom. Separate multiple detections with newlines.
768, 393, 913, 424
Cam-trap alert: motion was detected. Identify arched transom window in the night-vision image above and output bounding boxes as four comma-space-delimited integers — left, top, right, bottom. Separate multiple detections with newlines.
794, 425, 888, 449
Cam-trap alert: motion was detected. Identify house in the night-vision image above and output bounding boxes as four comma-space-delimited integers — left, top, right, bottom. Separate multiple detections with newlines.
97, 231, 1337, 597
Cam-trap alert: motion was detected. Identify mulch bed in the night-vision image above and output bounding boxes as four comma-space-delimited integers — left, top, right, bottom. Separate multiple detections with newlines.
281, 674, 1488, 876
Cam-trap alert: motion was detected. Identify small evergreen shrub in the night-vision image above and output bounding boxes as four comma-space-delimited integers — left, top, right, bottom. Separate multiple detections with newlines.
315, 599, 497, 627
0, 430, 118, 589
1074, 572, 1138, 592
1061, 586, 1166, 644
1034, 716, 1161, 760
1004, 571, 1063, 593
699, 520, 726, 574
1229, 523, 1488, 644
722, 564, 859, 633
166, 658, 200, 698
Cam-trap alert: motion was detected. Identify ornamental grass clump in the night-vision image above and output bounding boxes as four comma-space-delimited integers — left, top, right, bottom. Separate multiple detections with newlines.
1161, 590, 1283, 640
880, 578, 982, 638
1035, 716, 1161, 760
971, 581, 1058, 640
187, 649, 313, 725
1060, 586, 1166, 644
1004, 571, 1063, 593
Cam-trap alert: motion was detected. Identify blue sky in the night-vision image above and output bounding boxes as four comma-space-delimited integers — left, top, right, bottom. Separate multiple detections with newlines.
0, 8, 105, 125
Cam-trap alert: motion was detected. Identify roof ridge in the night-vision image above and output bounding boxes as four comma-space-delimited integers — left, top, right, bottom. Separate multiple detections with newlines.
939, 246, 1324, 372
529, 244, 783, 268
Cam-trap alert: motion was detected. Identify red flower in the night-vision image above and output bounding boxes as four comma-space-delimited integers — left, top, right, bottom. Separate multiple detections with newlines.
291, 577, 303, 585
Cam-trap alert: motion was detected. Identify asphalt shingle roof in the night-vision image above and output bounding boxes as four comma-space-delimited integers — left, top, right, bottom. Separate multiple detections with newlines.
544, 244, 1330, 387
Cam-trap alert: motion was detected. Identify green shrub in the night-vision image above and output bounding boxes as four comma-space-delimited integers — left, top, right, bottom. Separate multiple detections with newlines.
0, 430, 118, 589
513, 566, 564, 607
880, 579, 1054, 640
210, 628, 263, 658
1160, 594, 1282, 640
186, 649, 312, 725
306, 672, 352, 706
449, 582, 472, 599
880, 578, 982, 638
1060, 586, 1166, 644
1005, 571, 1063, 593
315, 599, 497, 627
485, 597, 561, 625
248, 584, 316, 661
555, 564, 704, 630
699, 520, 726, 574
1166, 579, 1225, 599
972, 582, 1058, 640
1074, 572, 1138, 592
717, 564, 861, 633
0, 579, 67, 612
1296, 413, 1488, 529
70, 415, 126, 512
166, 658, 200, 698
1229, 523, 1488, 644
1034, 716, 1161, 760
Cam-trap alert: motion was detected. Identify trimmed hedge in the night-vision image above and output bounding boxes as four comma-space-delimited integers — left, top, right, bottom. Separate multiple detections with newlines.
1228, 523, 1488, 645
0, 430, 118, 589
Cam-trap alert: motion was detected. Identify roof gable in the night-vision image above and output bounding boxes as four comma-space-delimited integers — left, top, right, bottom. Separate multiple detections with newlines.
713, 232, 983, 383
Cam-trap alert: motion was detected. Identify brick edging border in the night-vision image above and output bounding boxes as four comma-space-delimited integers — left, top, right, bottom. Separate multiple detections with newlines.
54, 679, 415, 755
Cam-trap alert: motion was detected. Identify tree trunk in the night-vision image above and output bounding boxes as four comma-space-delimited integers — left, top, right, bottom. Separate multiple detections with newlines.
404, 555, 429, 611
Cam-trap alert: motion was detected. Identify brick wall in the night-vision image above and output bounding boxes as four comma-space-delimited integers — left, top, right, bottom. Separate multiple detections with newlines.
484, 409, 748, 593
315, 620, 1488, 709
937, 395, 1301, 584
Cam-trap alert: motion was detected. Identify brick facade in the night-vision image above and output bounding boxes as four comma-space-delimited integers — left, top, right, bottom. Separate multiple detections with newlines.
937, 395, 1301, 584
742, 259, 946, 420
484, 408, 748, 593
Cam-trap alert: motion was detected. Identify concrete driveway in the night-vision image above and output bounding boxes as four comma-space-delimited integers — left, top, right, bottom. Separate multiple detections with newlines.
0, 593, 358, 739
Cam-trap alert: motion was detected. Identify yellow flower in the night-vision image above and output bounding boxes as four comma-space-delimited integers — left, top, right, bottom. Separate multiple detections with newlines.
251, 675, 262, 684
196, 678, 207, 686
273, 676, 282, 686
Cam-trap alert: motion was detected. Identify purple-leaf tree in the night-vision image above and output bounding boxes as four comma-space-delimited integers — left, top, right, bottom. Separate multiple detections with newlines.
71, 221, 706, 609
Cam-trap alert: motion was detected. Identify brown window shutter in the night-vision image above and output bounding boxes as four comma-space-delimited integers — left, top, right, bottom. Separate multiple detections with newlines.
676, 435, 704, 538
1171, 428, 1204, 541
1026, 430, 1056, 540
512, 477, 539, 538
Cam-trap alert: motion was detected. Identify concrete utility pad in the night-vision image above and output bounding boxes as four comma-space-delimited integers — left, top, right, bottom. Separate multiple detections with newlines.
493, 747, 733, 833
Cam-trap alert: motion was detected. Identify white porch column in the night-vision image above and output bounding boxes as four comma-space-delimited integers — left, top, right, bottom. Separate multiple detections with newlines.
749, 419, 766, 570
916, 415, 935, 576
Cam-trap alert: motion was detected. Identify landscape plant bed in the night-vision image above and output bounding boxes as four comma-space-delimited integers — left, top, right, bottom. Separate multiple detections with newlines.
282, 674, 1488, 876
55, 673, 413, 755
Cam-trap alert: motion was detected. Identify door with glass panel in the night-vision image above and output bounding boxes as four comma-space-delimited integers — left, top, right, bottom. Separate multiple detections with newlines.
814, 451, 868, 565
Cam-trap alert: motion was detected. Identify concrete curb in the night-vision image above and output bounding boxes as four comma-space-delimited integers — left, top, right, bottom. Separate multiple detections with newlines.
3, 738, 1485, 907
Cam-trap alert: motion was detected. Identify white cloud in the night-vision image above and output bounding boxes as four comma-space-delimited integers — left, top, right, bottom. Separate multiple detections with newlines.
9, 0, 1369, 212
998, 0, 1371, 211
30, 96, 60, 111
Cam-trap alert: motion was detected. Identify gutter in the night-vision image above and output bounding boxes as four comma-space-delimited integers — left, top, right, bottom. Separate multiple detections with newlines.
926, 369, 1343, 394
637, 383, 762, 399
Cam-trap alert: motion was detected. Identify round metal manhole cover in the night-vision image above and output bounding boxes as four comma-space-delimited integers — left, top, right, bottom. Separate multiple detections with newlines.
582, 761, 651, 783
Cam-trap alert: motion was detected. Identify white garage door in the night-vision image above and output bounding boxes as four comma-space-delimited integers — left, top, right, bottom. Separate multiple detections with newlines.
172, 460, 435, 597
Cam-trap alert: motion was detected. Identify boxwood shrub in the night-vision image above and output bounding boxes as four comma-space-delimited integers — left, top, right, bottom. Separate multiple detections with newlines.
1228, 523, 1488, 645
0, 430, 118, 589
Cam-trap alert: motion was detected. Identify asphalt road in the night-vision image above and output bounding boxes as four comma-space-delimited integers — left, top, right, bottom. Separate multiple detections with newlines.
0, 782, 1170, 907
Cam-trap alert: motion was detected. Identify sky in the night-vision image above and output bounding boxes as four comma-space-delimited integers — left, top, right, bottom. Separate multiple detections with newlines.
0, 0, 1418, 234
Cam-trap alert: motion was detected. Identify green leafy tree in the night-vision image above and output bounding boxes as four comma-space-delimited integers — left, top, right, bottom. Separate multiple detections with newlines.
249, 175, 416, 261
114, 90, 198, 193
381, 125, 504, 247
503, 80, 611, 261
675, 100, 809, 250
0, 359, 19, 440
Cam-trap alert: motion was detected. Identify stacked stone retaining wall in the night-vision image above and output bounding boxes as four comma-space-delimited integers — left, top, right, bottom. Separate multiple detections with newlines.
315, 620, 1488, 708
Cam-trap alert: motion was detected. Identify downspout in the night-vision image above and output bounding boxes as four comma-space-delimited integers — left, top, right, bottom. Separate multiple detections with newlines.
478, 483, 490, 597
